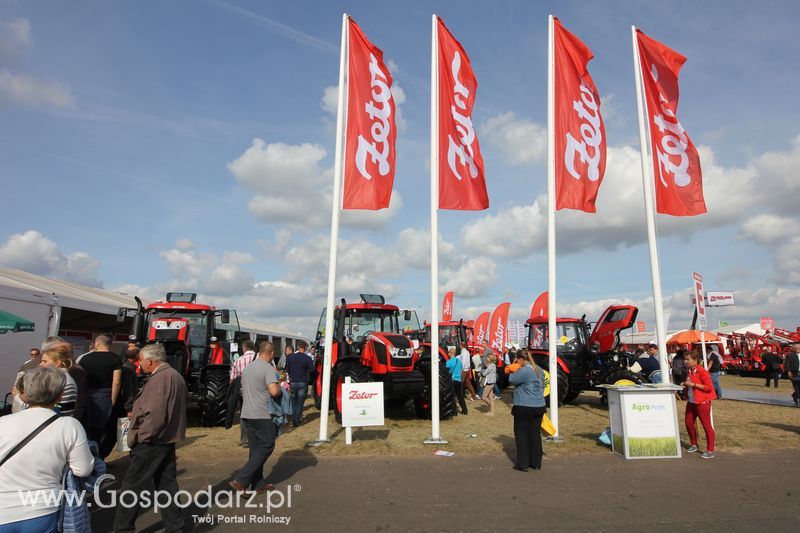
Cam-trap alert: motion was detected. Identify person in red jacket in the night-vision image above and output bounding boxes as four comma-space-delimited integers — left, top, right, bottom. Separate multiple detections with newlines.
682, 350, 717, 458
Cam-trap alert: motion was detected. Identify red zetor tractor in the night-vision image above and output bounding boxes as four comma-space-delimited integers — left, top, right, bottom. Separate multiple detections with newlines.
526, 305, 640, 405
312, 294, 457, 422
121, 292, 242, 426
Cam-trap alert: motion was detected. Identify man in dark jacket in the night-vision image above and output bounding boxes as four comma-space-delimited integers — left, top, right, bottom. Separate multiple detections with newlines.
114, 343, 187, 533
762, 349, 781, 389
284, 340, 316, 426
784, 344, 800, 405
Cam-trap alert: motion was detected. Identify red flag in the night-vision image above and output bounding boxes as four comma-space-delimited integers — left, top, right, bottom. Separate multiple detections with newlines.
553, 18, 607, 213
488, 302, 511, 354
636, 30, 706, 216
437, 17, 489, 211
472, 311, 490, 346
343, 18, 397, 210
529, 291, 548, 320
441, 291, 454, 321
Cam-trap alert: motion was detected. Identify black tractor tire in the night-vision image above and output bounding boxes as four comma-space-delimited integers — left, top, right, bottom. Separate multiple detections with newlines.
543, 367, 570, 406
199, 368, 230, 427
599, 370, 643, 406
332, 361, 372, 424
414, 364, 458, 420
313, 382, 322, 410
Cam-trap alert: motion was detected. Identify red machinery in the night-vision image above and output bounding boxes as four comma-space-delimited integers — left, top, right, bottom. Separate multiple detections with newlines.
312, 294, 457, 422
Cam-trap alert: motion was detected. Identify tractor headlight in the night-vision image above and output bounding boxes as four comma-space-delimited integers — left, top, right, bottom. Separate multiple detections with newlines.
388, 346, 399, 358
613, 354, 619, 362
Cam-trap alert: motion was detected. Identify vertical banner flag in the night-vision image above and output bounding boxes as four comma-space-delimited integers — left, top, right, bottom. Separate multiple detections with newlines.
343, 18, 397, 210
442, 291, 454, 321
635, 30, 706, 216
473, 311, 490, 346
692, 271, 707, 331
488, 302, 511, 354
530, 291, 549, 320
437, 18, 489, 210
553, 18, 607, 212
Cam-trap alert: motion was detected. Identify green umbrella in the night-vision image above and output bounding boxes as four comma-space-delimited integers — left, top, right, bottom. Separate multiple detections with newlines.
0, 309, 36, 333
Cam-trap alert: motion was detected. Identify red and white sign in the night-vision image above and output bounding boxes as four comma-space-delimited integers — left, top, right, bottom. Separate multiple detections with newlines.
553, 17, 607, 213
692, 272, 707, 331
636, 321, 646, 333
343, 18, 397, 210
689, 291, 736, 307
442, 291, 454, 322
760, 317, 774, 332
437, 17, 489, 211
342, 381, 384, 427
473, 311, 490, 345
488, 302, 511, 354
636, 30, 706, 217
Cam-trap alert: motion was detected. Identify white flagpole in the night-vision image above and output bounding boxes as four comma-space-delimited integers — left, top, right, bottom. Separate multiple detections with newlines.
631, 26, 670, 382
316, 13, 348, 444
426, 13, 445, 444
546, 14, 561, 439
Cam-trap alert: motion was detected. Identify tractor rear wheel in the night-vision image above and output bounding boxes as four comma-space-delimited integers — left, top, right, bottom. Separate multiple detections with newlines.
333, 361, 372, 424
543, 367, 570, 406
414, 364, 458, 420
599, 370, 642, 406
200, 368, 230, 427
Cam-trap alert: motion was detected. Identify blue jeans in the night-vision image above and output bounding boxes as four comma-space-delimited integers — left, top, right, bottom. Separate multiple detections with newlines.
0, 511, 58, 533
710, 372, 722, 399
289, 383, 308, 425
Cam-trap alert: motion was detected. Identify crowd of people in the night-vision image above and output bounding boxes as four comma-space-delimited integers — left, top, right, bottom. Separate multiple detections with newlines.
2, 332, 798, 531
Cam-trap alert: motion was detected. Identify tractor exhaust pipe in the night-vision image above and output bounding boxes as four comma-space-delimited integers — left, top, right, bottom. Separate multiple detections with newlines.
130, 296, 144, 343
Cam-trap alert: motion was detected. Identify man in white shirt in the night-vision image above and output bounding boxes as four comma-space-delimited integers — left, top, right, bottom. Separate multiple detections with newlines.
459, 342, 478, 400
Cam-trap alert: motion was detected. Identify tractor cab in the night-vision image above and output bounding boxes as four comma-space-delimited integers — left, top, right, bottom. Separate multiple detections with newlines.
423, 321, 468, 353
525, 304, 638, 404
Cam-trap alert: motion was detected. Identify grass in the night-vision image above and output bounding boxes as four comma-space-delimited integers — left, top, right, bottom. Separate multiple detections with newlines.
720, 373, 793, 393
627, 437, 679, 457
103, 387, 800, 465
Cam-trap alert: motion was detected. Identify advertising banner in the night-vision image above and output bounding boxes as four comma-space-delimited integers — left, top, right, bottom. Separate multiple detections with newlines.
760, 317, 774, 332
692, 272, 707, 331
342, 381, 384, 427
606, 386, 682, 459
690, 291, 735, 307
636, 321, 646, 333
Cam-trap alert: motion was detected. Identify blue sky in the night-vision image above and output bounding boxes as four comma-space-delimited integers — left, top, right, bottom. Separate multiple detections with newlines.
1, 0, 799, 337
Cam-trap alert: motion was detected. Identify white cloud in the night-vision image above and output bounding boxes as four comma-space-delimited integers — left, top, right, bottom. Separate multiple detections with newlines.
461, 140, 786, 259
441, 257, 498, 298
480, 112, 547, 166
0, 230, 101, 286
740, 214, 800, 285
0, 18, 31, 61
0, 68, 75, 109
175, 238, 195, 251
320, 85, 338, 115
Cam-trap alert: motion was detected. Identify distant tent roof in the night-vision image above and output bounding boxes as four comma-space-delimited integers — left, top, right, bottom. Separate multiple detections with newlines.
0, 309, 35, 333
715, 323, 766, 336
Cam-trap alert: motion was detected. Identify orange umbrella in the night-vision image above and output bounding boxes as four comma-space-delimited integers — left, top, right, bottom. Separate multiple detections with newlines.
668, 330, 720, 344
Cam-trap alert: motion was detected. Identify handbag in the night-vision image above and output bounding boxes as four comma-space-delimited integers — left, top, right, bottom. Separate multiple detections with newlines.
0, 413, 59, 468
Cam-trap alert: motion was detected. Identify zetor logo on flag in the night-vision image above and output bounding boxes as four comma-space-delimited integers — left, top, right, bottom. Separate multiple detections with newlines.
636, 30, 706, 217
553, 17, 607, 213
343, 18, 397, 210
437, 17, 489, 211
442, 291, 454, 322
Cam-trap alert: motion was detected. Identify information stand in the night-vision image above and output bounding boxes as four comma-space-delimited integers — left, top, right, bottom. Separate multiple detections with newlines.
342, 378, 384, 445
600, 384, 683, 459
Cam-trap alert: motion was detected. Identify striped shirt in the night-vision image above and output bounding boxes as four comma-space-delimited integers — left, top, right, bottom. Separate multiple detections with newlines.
229, 351, 256, 382
59, 370, 78, 418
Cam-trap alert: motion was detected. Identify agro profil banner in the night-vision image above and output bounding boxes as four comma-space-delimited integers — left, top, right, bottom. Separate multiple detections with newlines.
553, 17, 607, 212
343, 18, 397, 210
442, 291, 454, 321
636, 30, 706, 216
437, 17, 489, 210
488, 302, 511, 354
473, 311, 490, 345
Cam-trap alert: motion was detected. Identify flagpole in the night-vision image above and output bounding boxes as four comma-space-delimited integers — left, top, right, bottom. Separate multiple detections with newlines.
631, 26, 670, 382
425, 13, 446, 444
544, 15, 563, 440
316, 13, 348, 444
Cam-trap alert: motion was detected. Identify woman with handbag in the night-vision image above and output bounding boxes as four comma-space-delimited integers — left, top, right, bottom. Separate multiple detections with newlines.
0, 367, 94, 532
508, 351, 547, 471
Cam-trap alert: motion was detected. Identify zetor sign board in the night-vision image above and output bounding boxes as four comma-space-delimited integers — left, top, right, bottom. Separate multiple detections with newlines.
342, 381, 385, 427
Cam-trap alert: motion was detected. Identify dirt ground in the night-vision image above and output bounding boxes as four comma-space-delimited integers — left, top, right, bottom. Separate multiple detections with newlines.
95, 388, 800, 531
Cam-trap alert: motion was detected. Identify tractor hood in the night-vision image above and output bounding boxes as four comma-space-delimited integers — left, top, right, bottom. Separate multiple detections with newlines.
368, 332, 413, 350
588, 305, 638, 353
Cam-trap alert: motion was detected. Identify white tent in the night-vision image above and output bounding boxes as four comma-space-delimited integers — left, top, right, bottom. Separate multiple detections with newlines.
715, 323, 766, 336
